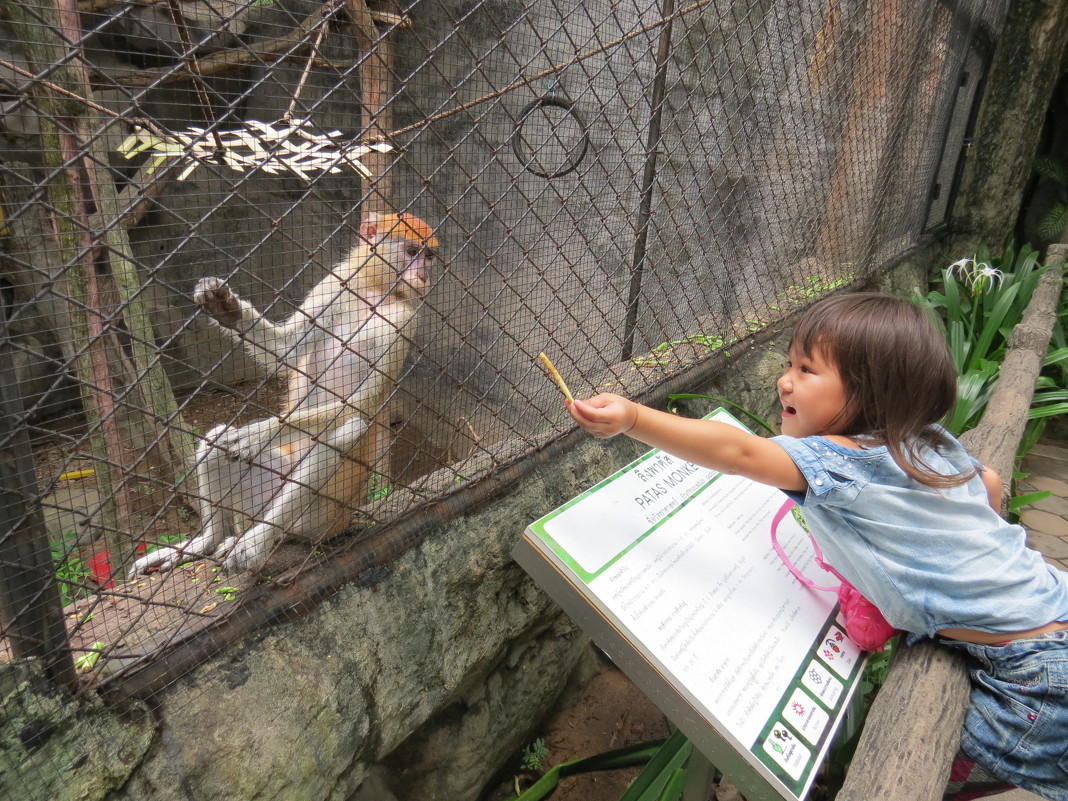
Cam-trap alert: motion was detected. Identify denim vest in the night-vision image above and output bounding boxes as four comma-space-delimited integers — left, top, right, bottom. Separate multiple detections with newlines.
771, 429, 1068, 637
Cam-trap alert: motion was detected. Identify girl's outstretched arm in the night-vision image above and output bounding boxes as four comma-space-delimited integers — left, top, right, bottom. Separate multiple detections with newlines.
569, 394, 806, 492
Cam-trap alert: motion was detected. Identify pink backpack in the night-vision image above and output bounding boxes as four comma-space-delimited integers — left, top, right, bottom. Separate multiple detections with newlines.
771, 501, 899, 652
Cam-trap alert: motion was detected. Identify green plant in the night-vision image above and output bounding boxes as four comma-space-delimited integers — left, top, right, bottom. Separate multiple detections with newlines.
368, 472, 393, 501
913, 243, 1067, 436
632, 334, 731, 367
783, 273, 853, 300
1009, 485, 1052, 518
49, 533, 91, 605
513, 729, 690, 801
520, 738, 550, 772
1034, 156, 1068, 241
819, 640, 898, 797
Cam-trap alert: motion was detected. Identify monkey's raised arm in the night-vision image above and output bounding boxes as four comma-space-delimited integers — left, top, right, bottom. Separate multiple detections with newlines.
194, 276, 327, 370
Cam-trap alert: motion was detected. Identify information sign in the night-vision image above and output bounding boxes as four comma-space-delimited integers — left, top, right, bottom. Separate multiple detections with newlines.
513, 410, 866, 800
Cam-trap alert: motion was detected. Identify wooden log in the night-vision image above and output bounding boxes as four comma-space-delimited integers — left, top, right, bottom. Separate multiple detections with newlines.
837, 244, 1066, 801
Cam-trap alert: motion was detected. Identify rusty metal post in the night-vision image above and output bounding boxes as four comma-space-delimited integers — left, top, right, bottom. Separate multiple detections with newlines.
0, 290, 76, 691
621, 0, 676, 361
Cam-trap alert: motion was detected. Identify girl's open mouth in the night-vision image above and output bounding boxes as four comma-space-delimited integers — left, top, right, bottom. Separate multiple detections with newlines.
783, 405, 796, 416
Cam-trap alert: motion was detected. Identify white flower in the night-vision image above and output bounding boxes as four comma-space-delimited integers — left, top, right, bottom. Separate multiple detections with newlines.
947, 257, 1004, 293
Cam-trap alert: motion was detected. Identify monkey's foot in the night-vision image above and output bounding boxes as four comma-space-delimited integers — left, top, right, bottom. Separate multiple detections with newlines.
129, 538, 214, 576
220, 529, 274, 573
207, 419, 278, 462
193, 277, 244, 328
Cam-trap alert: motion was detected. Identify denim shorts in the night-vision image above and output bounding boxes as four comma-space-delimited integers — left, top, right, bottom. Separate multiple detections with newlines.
942, 630, 1068, 800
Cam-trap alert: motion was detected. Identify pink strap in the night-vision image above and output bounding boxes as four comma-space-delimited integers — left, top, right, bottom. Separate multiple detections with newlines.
771, 500, 839, 593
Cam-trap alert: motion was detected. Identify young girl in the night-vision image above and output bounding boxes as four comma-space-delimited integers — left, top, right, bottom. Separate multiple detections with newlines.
567, 292, 1068, 800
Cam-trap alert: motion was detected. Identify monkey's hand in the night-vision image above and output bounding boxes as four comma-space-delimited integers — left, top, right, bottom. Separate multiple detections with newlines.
194, 277, 245, 329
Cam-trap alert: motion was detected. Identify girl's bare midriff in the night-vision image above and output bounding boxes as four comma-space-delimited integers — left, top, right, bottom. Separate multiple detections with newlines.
940, 619, 1068, 645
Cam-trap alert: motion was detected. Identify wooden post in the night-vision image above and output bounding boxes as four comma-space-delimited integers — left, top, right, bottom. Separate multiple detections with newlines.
0, 297, 76, 691
837, 245, 1066, 801
2, 0, 198, 568
347, 0, 396, 216
346, 0, 401, 482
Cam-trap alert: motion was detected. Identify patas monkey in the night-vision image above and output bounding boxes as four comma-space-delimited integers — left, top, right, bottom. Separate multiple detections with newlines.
132, 213, 437, 574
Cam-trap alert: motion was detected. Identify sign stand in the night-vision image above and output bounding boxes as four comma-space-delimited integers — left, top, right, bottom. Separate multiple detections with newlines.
513, 410, 867, 801
682, 749, 716, 800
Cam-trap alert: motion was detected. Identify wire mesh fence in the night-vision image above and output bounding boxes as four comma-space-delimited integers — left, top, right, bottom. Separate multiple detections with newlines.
0, 0, 1006, 702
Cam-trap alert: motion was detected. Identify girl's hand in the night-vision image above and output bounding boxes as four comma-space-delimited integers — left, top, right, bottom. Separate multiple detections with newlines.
567, 393, 639, 439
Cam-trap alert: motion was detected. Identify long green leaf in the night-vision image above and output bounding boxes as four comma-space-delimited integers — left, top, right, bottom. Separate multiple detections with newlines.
1033, 388, 1068, 402
967, 283, 1020, 372
943, 270, 962, 319
619, 730, 692, 801
1015, 245, 1040, 276
1010, 490, 1053, 512
947, 369, 998, 434
656, 768, 689, 801
514, 739, 667, 801
947, 319, 968, 372
1028, 402, 1068, 420
915, 297, 948, 336
1044, 347, 1068, 367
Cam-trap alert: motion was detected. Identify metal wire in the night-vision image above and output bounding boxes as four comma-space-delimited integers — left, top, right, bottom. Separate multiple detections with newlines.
0, 0, 1006, 730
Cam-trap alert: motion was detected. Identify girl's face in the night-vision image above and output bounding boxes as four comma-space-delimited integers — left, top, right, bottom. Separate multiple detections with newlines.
777, 344, 849, 438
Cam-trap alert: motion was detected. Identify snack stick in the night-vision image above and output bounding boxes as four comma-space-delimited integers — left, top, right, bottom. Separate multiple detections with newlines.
538, 352, 574, 403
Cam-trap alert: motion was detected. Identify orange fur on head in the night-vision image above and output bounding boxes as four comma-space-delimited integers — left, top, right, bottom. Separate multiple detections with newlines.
363, 212, 439, 250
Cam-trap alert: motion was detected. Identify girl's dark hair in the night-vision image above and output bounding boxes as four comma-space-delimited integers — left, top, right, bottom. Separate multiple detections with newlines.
791, 292, 974, 488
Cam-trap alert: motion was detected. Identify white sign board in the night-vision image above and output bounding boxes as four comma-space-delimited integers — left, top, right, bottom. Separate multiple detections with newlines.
513, 410, 866, 800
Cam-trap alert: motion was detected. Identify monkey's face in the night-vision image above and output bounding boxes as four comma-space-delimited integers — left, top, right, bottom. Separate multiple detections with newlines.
394, 238, 434, 300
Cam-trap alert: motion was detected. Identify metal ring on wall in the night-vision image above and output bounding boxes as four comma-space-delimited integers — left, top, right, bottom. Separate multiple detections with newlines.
510, 95, 591, 179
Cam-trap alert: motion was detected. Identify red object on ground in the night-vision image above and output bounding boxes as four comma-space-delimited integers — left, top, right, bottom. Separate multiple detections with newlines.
87, 542, 147, 589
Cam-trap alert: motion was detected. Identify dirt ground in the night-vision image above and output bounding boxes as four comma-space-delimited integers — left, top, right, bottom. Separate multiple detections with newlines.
481, 654, 675, 801
481, 652, 750, 801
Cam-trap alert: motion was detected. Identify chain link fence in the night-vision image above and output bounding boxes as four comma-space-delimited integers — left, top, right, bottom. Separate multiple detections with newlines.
0, 0, 1005, 703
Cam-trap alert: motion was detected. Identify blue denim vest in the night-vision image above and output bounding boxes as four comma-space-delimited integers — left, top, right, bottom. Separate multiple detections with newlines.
771, 429, 1068, 637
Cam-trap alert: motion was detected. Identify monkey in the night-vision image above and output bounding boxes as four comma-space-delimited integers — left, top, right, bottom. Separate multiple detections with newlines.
131, 212, 437, 574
